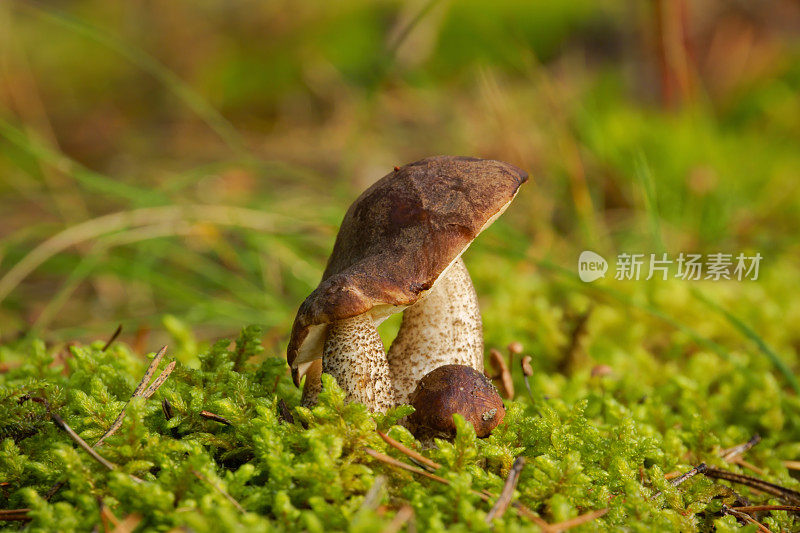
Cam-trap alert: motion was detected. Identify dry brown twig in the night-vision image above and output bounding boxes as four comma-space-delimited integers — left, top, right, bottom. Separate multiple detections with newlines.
703, 467, 800, 505
547, 508, 610, 533
364, 448, 449, 485
110, 513, 143, 533
731, 457, 766, 476
784, 461, 800, 471
21, 396, 121, 473
51, 411, 118, 471
485, 456, 525, 523
199, 410, 232, 426
732, 505, 800, 513
38, 346, 173, 500
722, 505, 773, 533
364, 448, 582, 530
720, 434, 761, 462
488, 348, 514, 399
377, 430, 441, 471
95, 346, 174, 447
0, 508, 31, 522
380, 505, 413, 533
652, 463, 706, 500
101, 324, 123, 352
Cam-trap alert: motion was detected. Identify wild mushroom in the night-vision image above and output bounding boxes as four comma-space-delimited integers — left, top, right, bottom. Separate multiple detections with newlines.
286, 155, 528, 412
406, 364, 506, 439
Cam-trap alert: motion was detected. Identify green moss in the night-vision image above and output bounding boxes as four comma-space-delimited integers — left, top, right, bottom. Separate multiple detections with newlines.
2, 320, 799, 532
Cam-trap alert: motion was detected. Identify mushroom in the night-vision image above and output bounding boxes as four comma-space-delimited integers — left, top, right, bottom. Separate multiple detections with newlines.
406, 364, 506, 439
286, 155, 528, 412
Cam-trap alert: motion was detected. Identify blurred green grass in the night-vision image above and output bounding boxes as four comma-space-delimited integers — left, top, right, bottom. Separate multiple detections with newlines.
0, 0, 799, 394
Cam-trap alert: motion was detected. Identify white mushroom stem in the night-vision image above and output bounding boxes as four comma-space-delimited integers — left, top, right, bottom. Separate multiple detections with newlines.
322, 313, 396, 412
388, 257, 483, 405
300, 359, 323, 408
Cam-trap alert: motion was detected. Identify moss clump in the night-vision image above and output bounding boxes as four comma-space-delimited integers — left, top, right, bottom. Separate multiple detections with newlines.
1, 324, 799, 532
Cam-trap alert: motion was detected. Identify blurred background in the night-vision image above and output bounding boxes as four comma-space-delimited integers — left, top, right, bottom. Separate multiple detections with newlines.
1, 0, 799, 379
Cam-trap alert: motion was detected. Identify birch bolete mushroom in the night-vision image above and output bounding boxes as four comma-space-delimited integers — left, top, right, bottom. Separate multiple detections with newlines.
407, 364, 506, 439
286, 155, 528, 412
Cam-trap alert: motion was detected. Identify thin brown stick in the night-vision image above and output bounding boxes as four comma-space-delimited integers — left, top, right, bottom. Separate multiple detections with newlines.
485, 456, 526, 523
0, 508, 31, 521
133, 346, 169, 397
377, 430, 441, 471
142, 361, 176, 399
704, 467, 800, 504
101, 324, 123, 352
199, 411, 232, 426
548, 508, 609, 532
732, 457, 766, 476
653, 463, 706, 499
784, 461, 800, 471
100, 503, 120, 531
671, 463, 707, 486
50, 411, 117, 471
722, 505, 773, 533
364, 448, 449, 485
95, 346, 170, 447
380, 505, 413, 533
489, 348, 514, 399
360, 476, 386, 511
191, 469, 244, 513
732, 505, 800, 513
111, 513, 142, 533
721, 434, 761, 461
364, 448, 548, 527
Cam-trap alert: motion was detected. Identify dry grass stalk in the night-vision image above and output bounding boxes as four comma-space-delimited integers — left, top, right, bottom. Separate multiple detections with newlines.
703, 467, 800, 505
0, 508, 31, 521
199, 410, 232, 426
111, 513, 142, 533
50, 411, 117, 471
731, 457, 766, 476
652, 463, 706, 500
488, 348, 514, 399
784, 461, 800, 471
364, 448, 449, 485
101, 324, 123, 352
547, 508, 609, 532
720, 434, 761, 461
95, 346, 173, 447
485, 456, 525, 523
100, 503, 120, 532
364, 448, 550, 528
722, 505, 773, 533
380, 505, 413, 533
732, 505, 800, 513
377, 430, 441, 471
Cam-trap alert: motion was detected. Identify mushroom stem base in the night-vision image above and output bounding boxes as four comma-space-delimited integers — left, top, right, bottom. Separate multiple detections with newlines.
388, 257, 484, 405
323, 314, 395, 412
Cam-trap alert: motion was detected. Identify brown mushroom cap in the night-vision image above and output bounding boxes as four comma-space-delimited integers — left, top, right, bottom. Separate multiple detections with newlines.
287, 156, 528, 384
407, 364, 506, 438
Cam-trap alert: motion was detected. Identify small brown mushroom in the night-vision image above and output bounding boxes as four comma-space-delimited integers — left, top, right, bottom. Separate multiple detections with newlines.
287, 156, 528, 412
406, 364, 506, 439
